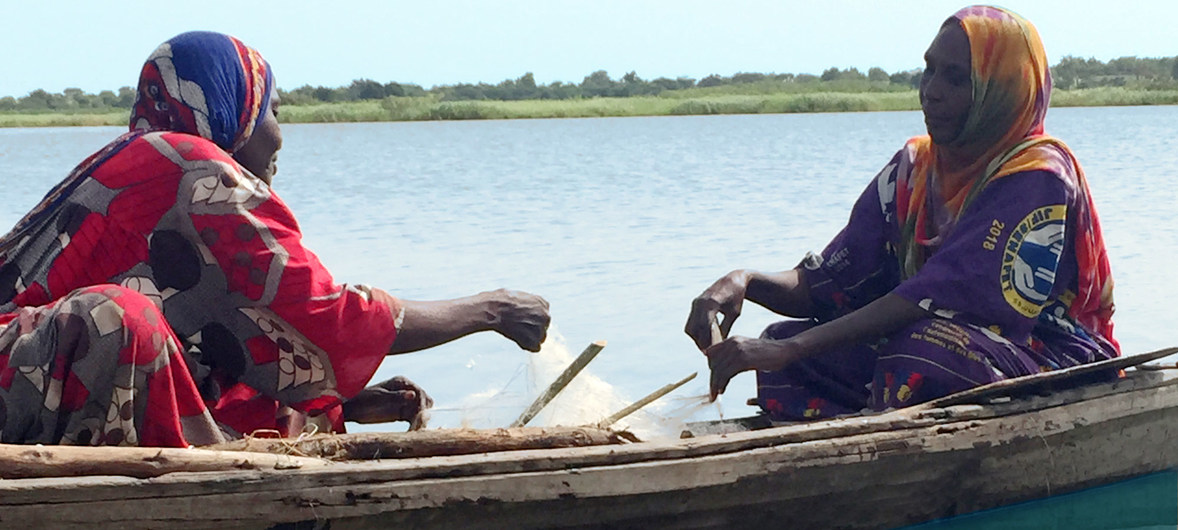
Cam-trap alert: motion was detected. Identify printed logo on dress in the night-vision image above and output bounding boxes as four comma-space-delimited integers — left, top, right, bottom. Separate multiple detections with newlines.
1000, 205, 1067, 317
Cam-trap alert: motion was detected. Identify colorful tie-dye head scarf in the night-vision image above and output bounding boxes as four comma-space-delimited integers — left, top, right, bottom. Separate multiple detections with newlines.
1, 32, 273, 258
895, 6, 1116, 348
130, 31, 274, 154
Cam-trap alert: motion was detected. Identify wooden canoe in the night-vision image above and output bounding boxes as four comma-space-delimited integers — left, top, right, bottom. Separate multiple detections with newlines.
2, 347, 1177, 529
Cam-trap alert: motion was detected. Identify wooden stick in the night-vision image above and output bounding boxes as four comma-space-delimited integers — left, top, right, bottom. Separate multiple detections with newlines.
705, 318, 724, 403
0, 444, 330, 480
205, 426, 622, 461
511, 340, 606, 427
597, 372, 698, 429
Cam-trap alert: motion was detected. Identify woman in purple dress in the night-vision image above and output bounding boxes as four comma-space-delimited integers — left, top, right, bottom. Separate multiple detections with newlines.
685, 5, 1119, 421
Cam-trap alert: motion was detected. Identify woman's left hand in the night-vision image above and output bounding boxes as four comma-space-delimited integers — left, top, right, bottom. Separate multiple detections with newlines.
705, 337, 798, 401
342, 375, 434, 429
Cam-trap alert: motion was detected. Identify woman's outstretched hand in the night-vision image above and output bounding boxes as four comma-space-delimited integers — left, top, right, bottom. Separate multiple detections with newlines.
705, 337, 797, 401
342, 375, 434, 429
390, 289, 550, 354
685, 270, 750, 351
488, 289, 551, 352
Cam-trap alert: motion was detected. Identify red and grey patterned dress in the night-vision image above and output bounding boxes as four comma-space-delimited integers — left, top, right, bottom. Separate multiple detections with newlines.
0, 32, 400, 447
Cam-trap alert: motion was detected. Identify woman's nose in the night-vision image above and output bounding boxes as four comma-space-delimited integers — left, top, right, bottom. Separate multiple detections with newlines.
922, 75, 944, 101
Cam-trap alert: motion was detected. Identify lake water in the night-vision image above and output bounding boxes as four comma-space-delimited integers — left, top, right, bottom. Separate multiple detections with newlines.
1, 107, 1176, 434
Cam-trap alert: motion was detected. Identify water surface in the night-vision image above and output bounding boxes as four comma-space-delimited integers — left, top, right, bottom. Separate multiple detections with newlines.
2, 107, 1175, 428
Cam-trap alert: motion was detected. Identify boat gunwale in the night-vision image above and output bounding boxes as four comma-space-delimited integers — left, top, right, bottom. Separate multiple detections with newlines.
2, 356, 1176, 501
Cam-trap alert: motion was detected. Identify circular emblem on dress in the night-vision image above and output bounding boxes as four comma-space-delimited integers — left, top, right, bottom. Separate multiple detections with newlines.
1000, 205, 1067, 317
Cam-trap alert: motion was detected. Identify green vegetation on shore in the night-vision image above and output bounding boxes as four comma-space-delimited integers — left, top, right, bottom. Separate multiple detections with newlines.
281, 89, 922, 123
5, 87, 1178, 128
4, 55, 1177, 127
0, 111, 128, 128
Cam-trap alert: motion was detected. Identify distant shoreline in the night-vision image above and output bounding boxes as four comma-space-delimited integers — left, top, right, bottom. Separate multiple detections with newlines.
3, 87, 1177, 128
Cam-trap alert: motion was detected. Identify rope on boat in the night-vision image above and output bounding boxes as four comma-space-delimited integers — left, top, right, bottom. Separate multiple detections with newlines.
242, 426, 326, 458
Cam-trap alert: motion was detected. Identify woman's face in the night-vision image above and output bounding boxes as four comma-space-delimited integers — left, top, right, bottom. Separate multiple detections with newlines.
233, 93, 283, 184
919, 22, 973, 145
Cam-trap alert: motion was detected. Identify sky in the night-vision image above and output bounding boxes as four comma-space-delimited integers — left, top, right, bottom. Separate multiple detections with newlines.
1, 0, 1175, 98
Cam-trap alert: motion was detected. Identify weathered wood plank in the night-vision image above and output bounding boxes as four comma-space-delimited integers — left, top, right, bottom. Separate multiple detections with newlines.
0, 444, 329, 479
203, 426, 622, 460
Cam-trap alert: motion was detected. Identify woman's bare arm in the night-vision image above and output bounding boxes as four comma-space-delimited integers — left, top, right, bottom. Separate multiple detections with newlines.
705, 293, 927, 398
390, 289, 550, 354
685, 267, 815, 350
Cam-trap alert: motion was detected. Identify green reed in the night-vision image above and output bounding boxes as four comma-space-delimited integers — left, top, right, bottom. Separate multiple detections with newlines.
0, 111, 127, 127
1051, 87, 1178, 107
3, 87, 1176, 128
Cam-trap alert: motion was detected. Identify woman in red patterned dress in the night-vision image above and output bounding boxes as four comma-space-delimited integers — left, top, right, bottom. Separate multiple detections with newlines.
0, 31, 550, 447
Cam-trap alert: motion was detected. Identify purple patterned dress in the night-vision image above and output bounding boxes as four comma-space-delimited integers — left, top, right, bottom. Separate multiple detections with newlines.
755, 150, 1118, 421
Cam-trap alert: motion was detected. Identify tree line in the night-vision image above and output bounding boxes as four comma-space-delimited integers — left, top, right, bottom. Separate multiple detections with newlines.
3, 55, 1175, 112
1, 87, 138, 112
1052, 56, 1178, 89
278, 67, 926, 104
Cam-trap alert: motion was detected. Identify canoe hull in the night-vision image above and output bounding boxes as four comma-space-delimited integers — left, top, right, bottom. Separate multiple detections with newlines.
4, 363, 1178, 529
330, 380, 1178, 529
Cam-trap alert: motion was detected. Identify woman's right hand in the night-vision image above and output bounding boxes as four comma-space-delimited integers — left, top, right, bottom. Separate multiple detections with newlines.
488, 289, 551, 352
705, 336, 798, 400
685, 270, 750, 351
